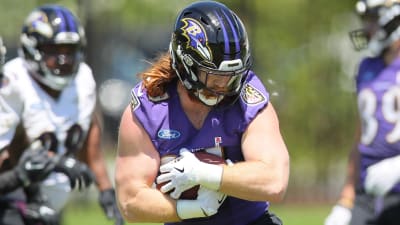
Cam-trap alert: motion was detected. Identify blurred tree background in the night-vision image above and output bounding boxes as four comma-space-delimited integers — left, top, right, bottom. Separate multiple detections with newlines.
0, 0, 361, 205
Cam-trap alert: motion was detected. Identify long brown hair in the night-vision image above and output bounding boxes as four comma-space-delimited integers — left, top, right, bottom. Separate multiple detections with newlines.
139, 53, 177, 97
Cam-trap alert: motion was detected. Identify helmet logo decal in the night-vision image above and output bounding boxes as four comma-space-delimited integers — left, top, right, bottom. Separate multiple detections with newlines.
240, 83, 266, 105
25, 11, 53, 38
181, 18, 212, 61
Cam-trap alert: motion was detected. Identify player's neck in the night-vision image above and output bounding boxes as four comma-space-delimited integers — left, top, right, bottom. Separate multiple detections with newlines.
177, 82, 211, 129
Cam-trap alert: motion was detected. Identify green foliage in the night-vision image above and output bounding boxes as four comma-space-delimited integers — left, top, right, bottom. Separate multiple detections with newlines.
245, 0, 358, 199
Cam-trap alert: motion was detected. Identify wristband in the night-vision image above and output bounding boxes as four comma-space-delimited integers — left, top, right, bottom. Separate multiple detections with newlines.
176, 200, 206, 219
197, 163, 223, 191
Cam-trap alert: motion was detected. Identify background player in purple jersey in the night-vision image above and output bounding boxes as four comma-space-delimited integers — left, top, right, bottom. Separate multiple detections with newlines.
325, 1, 400, 225
0, 5, 123, 225
115, 1, 289, 225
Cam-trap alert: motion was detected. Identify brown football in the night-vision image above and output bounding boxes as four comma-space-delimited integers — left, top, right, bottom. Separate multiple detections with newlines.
156, 151, 225, 199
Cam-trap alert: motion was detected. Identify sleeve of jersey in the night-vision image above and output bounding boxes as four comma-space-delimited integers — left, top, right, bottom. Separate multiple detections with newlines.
355, 57, 385, 90
0, 71, 23, 150
129, 83, 168, 145
355, 58, 370, 90
237, 72, 270, 127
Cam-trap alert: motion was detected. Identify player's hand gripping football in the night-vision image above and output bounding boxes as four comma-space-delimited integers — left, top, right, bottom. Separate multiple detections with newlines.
176, 185, 227, 219
156, 148, 224, 199
364, 155, 400, 196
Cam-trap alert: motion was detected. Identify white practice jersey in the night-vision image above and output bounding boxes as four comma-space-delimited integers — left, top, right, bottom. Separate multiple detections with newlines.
0, 57, 96, 211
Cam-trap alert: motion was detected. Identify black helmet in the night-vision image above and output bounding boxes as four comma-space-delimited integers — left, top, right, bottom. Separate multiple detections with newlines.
20, 4, 86, 90
349, 0, 400, 56
170, 1, 252, 106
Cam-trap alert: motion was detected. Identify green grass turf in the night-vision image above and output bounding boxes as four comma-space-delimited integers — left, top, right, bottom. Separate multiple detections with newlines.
63, 200, 160, 225
271, 203, 331, 225
63, 201, 331, 225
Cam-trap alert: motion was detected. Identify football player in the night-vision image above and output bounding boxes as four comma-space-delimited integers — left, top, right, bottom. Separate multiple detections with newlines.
115, 1, 289, 225
0, 5, 123, 225
325, 0, 400, 225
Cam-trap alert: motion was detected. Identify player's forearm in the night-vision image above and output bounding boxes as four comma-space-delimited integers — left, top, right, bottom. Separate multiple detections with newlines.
83, 145, 113, 190
89, 158, 112, 190
83, 117, 113, 190
338, 144, 359, 207
220, 160, 289, 202
118, 186, 180, 223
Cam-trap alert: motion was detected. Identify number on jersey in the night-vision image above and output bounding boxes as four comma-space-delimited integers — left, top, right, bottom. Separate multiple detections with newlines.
359, 86, 400, 145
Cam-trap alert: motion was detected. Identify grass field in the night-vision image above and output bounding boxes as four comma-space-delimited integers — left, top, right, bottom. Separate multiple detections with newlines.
271, 203, 331, 225
63, 201, 332, 225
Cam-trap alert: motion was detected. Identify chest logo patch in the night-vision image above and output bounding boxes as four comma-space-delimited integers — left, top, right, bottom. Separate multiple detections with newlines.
240, 83, 266, 105
158, 129, 181, 139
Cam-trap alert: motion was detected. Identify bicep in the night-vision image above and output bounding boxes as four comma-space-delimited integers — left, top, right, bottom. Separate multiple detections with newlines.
241, 103, 289, 165
116, 106, 160, 193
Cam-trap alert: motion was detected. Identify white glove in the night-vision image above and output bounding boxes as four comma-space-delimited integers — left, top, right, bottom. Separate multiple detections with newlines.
157, 148, 223, 199
324, 205, 352, 225
364, 155, 400, 197
176, 185, 227, 219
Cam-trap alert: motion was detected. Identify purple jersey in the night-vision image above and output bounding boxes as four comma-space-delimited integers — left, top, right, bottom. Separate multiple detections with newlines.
131, 71, 270, 225
356, 56, 400, 193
